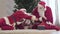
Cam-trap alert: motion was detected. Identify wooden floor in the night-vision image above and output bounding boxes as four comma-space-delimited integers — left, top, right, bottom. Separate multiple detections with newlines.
0, 29, 60, 34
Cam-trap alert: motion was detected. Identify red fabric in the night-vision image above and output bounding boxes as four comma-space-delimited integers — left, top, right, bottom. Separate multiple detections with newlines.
38, 1, 46, 8
40, 21, 60, 31
0, 10, 32, 30
32, 6, 60, 31
7, 10, 32, 26
7, 16, 14, 25
1, 26, 14, 30
32, 6, 53, 23
40, 21, 46, 25
11, 11, 32, 22
0, 18, 14, 30
45, 24, 60, 31
0, 18, 6, 26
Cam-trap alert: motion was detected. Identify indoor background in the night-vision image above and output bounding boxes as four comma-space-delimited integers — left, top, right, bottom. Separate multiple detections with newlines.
0, 0, 60, 26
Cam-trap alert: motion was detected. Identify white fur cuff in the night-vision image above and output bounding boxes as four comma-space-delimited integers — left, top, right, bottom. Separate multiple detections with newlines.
17, 22, 22, 25
39, 17, 42, 21
3, 17, 13, 26
46, 21, 54, 25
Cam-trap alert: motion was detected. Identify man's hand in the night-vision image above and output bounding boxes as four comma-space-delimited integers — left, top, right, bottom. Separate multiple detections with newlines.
42, 16, 47, 20
35, 18, 39, 21
39, 16, 47, 21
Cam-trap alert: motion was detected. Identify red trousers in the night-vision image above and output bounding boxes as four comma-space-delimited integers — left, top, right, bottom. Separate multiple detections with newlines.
32, 22, 60, 31
0, 18, 14, 30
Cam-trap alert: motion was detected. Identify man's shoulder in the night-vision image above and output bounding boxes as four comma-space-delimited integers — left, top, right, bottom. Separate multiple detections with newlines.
46, 6, 51, 9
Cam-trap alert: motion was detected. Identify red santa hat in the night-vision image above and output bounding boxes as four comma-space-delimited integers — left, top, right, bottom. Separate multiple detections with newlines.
38, 1, 46, 8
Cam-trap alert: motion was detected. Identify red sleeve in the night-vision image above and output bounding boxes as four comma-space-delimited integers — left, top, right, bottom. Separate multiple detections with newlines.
32, 7, 40, 18
45, 6, 53, 23
20, 13, 32, 20
12, 11, 32, 21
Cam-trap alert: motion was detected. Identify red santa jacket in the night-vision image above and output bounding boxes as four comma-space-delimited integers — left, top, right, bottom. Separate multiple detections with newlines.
32, 6, 53, 24
0, 10, 34, 27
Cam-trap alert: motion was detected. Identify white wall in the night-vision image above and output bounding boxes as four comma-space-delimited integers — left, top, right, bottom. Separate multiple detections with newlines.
0, 0, 8, 18
0, 0, 15, 18
58, 0, 60, 24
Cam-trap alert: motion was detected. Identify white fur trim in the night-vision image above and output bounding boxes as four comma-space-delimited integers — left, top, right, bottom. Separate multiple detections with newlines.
3, 17, 13, 26
25, 19, 31, 24
39, 17, 42, 21
17, 19, 26, 25
38, 3, 46, 11
19, 8, 32, 16
46, 21, 54, 25
23, 12, 32, 16
19, 8, 31, 16
13, 23, 16, 30
38, 4, 43, 7
16, 22, 22, 25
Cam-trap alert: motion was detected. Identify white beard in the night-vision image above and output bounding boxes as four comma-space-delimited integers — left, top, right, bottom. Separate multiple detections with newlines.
38, 8, 45, 17
38, 4, 47, 21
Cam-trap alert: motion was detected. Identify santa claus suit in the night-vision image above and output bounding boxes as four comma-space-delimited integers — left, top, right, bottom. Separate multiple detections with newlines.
16, 9, 36, 29
0, 8, 37, 30
32, 1, 60, 31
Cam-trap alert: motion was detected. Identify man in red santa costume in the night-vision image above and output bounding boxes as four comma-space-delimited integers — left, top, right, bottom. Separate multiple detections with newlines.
15, 8, 36, 29
0, 8, 37, 30
32, 1, 60, 31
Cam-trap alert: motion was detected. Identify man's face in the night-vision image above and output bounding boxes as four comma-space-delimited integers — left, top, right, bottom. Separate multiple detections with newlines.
38, 4, 45, 11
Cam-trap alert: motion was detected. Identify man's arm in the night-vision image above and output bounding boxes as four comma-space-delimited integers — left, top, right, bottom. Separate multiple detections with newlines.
45, 6, 53, 24
12, 11, 38, 22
